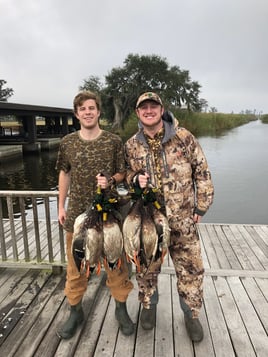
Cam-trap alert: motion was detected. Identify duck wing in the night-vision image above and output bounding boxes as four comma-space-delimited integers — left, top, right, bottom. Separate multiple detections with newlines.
84, 227, 103, 277
122, 199, 142, 268
72, 212, 88, 271
141, 205, 158, 262
152, 207, 171, 256
103, 214, 123, 268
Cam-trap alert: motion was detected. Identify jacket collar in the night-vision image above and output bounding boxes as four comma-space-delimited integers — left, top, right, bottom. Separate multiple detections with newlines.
135, 117, 177, 146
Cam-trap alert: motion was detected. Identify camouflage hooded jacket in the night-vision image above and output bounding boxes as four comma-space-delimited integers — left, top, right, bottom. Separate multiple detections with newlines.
124, 115, 214, 230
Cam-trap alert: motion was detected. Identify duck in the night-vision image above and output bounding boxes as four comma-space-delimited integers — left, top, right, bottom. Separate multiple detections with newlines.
122, 199, 142, 271
141, 205, 158, 264
72, 208, 103, 278
152, 207, 171, 262
103, 213, 123, 270
73, 212, 87, 237
84, 226, 103, 278
72, 212, 88, 272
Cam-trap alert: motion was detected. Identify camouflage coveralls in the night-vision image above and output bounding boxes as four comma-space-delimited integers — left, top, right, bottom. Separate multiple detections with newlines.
125, 117, 214, 318
56, 130, 133, 306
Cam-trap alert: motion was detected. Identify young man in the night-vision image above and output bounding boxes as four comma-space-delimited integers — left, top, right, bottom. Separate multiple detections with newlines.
56, 91, 134, 339
124, 92, 214, 342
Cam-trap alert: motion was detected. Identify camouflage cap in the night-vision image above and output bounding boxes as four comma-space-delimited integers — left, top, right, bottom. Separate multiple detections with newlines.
136, 92, 163, 108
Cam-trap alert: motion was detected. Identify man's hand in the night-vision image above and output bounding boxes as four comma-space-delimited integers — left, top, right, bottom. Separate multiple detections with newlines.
137, 172, 150, 188
193, 213, 202, 223
96, 173, 109, 189
58, 207, 66, 226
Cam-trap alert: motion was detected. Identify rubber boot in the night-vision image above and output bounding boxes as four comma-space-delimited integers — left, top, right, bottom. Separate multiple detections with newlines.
140, 288, 158, 330
179, 296, 203, 342
115, 300, 134, 336
184, 314, 204, 342
57, 301, 84, 339
140, 304, 156, 330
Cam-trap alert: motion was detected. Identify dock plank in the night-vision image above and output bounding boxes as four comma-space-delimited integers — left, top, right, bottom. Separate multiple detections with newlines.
229, 225, 264, 270
222, 225, 254, 270
171, 275, 195, 357
0, 270, 50, 347
198, 224, 219, 268
155, 274, 174, 357
1, 274, 64, 356
0, 223, 267, 356
245, 226, 268, 258
213, 224, 242, 270
242, 277, 268, 334
214, 276, 257, 356
202, 276, 235, 357
206, 224, 231, 269
228, 276, 268, 357
237, 225, 268, 269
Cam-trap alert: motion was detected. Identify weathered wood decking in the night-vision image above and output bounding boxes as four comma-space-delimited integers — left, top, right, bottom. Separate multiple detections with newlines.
0, 223, 268, 356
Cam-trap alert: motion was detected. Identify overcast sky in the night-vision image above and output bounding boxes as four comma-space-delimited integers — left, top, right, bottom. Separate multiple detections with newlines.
1, 0, 267, 113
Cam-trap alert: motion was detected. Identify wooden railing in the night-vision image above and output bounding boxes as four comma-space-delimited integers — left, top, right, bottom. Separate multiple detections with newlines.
0, 190, 66, 268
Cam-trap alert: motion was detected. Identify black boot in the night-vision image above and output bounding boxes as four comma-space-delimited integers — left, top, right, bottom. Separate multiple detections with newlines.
179, 296, 203, 342
140, 304, 156, 330
140, 287, 158, 330
184, 315, 204, 342
57, 301, 84, 339
115, 300, 134, 336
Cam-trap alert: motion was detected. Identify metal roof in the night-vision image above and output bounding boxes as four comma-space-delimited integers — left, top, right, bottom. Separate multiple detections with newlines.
0, 101, 73, 116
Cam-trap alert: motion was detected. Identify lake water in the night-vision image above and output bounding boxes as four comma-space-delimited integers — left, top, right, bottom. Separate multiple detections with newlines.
199, 120, 268, 224
0, 120, 267, 224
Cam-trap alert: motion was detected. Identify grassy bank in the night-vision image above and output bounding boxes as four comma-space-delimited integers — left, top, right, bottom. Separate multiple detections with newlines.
117, 111, 257, 142
261, 114, 268, 124
175, 111, 256, 137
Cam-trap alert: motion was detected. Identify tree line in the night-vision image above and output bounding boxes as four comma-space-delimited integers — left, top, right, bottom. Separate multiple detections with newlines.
1, 54, 207, 129
80, 54, 207, 129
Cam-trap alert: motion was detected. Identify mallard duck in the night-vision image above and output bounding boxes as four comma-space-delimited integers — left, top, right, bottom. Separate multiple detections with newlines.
84, 226, 103, 277
72, 209, 103, 278
103, 214, 123, 269
72, 212, 88, 272
141, 205, 158, 263
122, 199, 142, 271
73, 212, 87, 237
152, 207, 171, 262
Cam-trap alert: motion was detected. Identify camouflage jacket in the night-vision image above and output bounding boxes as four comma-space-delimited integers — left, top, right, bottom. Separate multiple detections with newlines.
124, 117, 214, 230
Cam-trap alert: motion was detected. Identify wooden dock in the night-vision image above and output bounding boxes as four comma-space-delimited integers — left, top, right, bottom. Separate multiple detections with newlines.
0, 223, 268, 356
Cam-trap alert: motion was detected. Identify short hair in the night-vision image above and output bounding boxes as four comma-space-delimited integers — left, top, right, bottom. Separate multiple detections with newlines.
73, 91, 101, 113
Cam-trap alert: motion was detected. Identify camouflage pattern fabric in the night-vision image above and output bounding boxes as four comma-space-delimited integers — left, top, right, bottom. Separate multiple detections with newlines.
56, 130, 125, 232
125, 123, 214, 225
125, 119, 214, 317
135, 222, 203, 317
136, 259, 161, 309
169, 223, 204, 318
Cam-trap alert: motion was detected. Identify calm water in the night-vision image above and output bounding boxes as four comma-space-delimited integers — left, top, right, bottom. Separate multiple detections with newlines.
199, 120, 268, 224
0, 120, 267, 224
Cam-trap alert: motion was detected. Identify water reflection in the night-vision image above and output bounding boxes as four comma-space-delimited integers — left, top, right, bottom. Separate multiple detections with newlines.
199, 120, 268, 224
0, 150, 58, 218
1, 121, 268, 224
0, 150, 58, 191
